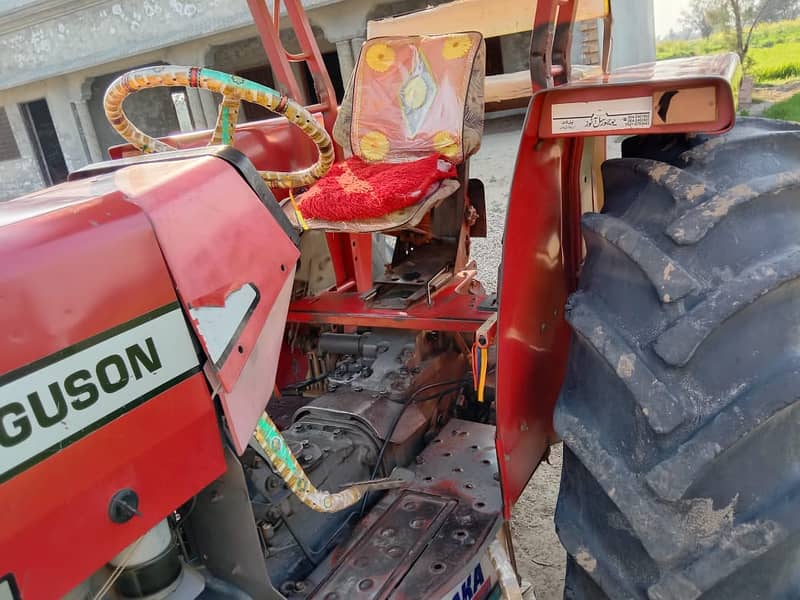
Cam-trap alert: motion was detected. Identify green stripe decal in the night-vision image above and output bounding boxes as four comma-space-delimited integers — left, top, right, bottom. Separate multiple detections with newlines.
221, 105, 231, 145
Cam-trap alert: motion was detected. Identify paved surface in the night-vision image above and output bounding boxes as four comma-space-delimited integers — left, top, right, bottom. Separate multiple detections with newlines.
470, 115, 567, 599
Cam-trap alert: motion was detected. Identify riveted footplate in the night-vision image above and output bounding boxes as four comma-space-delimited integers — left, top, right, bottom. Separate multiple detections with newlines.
304, 419, 503, 600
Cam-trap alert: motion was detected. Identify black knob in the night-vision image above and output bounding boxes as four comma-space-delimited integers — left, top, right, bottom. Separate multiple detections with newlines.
109, 488, 141, 524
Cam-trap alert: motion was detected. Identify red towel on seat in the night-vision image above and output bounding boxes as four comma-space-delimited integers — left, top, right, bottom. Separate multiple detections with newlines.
298, 154, 456, 221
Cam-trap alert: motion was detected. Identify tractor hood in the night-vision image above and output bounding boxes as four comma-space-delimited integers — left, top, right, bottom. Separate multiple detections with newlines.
3, 148, 300, 455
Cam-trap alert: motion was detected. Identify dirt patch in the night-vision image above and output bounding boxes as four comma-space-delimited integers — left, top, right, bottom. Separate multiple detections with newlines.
510, 444, 566, 599
748, 79, 800, 116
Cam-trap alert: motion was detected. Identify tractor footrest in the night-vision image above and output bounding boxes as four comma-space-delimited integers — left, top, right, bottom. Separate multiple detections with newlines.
307, 419, 502, 599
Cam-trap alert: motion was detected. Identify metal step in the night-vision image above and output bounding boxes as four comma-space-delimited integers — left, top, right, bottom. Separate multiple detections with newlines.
304, 419, 503, 600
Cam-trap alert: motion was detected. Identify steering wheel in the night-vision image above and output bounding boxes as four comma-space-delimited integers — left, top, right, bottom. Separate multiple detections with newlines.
104, 65, 334, 189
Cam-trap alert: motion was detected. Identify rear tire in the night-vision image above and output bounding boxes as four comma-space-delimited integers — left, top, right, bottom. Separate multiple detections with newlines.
554, 118, 800, 599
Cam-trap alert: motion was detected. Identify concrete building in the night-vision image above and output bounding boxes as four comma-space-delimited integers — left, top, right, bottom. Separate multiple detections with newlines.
0, 0, 654, 200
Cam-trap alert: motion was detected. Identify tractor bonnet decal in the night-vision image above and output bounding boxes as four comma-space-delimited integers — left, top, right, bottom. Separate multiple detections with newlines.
0, 303, 200, 482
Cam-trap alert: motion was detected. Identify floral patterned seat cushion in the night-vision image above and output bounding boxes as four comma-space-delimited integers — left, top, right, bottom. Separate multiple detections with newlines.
333, 33, 486, 165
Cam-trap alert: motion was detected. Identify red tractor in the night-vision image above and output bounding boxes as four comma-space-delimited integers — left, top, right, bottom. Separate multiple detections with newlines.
2, 0, 797, 598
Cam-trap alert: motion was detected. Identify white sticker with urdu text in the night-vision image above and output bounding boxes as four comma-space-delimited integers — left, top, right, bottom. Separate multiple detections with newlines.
552, 96, 652, 133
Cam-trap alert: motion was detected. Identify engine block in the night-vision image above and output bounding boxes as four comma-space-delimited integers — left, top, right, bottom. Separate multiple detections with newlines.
248, 328, 468, 592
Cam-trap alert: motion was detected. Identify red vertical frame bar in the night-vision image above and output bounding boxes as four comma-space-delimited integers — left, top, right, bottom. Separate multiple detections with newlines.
283, 0, 340, 136
325, 232, 373, 292
247, 0, 304, 100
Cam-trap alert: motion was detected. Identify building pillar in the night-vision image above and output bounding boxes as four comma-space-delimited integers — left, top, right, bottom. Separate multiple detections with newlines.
196, 87, 219, 127
610, 0, 655, 68
70, 96, 103, 162
185, 88, 209, 129
47, 82, 98, 172
500, 31, 532, 73
350, 37, 365, 63
335, 39, 356, 86
167, 44, 219, 129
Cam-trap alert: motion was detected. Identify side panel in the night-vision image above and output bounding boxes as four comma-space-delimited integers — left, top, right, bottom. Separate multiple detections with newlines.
0, 194, 225, 599
1, 374, 221, 600
495, 107, 575, 515
112, 157, 300, 453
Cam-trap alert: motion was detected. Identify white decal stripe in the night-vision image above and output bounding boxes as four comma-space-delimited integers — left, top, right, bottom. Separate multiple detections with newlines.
0, 580, 15, 600
189, 283, 258, 364
0, 307, 199, 480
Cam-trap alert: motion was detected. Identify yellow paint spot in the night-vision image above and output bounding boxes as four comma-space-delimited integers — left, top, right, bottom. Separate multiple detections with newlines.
366, 43, 395, 72
433, 130, 459, 159
360, 131, 390, 161
442, 34, 473, 60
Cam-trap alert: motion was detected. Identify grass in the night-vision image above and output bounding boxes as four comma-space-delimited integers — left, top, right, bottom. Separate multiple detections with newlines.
657, 18, 800, 84
749, 41, 800, 82
762, 91, 800, 121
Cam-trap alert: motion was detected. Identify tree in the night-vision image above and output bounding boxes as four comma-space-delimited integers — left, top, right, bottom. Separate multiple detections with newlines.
760, 0, 800, 21
680, 0, 731, 38
684, 0, 799, 63
726, 0, 779, 63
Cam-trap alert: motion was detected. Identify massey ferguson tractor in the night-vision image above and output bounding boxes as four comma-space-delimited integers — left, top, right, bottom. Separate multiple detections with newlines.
2, 0, 799, 597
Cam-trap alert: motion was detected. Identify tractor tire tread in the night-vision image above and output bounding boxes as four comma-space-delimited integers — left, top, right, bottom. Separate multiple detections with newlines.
554, 118, 800, 599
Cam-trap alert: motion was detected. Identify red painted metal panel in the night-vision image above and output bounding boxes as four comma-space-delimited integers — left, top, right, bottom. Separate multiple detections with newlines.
246, 0, 304, 101
108, 115, 321, 202
0, 186, 174, 387
110, 157, 299, 452
1, 375, 222, 600
207, 275, 295, 452
288, 283, 492, 332
0, 185, 224, 599
495, 114, 577, 517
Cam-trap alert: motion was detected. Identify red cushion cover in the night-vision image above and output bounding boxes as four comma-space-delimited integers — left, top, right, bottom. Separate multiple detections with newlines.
298, 154, 456, 221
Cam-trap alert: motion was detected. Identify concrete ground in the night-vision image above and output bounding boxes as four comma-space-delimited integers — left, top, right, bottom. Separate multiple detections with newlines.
469, 115, 567, 599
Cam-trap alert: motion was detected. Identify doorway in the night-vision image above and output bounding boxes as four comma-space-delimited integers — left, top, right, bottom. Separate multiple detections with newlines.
20, 99, 69, 185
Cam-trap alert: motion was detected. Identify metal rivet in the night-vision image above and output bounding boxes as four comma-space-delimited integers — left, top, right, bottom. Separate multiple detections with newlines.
358, 579, 374, 591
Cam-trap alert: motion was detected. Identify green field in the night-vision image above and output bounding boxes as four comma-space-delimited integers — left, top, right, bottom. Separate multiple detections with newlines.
657, 19, 800, 83
763, 92, 800, 121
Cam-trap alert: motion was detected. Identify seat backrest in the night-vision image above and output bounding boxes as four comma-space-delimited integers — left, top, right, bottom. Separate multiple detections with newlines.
333, 33, 485, 165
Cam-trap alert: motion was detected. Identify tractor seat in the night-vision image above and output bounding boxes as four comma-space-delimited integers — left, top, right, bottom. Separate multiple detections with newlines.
285, 33, 485, 233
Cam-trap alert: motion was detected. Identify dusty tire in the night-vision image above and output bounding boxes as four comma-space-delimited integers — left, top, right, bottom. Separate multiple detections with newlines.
554, 118, 800, 599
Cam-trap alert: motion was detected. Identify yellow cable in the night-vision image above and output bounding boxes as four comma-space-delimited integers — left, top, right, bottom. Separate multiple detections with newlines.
288, 188, 309, 231
471, 343, 479, 390
477, 347, 488, 403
